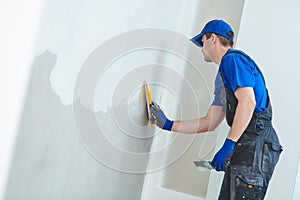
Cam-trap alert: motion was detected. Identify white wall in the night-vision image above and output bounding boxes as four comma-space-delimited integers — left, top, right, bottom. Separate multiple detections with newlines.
236, 0, 300, 199
0, 0, 45, 198
1, 0, 213, 199
293, 160, 300, 199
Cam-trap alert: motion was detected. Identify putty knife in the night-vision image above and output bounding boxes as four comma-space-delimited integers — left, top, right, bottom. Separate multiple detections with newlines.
144, 81, 154, 128
193, 160, 214, 171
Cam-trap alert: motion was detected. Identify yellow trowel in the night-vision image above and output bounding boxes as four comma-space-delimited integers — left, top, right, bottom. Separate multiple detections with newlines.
144, 81, 155, 128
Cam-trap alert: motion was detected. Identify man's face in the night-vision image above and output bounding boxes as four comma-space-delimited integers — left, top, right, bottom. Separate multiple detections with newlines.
201, 35, 213, 63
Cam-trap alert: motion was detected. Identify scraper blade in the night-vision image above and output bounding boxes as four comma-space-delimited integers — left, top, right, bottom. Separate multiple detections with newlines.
193, 160, 214, 171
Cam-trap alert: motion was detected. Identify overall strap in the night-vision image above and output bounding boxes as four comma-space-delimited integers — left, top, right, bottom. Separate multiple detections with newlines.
225, 50, 266, 85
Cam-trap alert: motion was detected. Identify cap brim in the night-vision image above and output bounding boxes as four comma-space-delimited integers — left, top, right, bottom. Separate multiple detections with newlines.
190, 33, 204, 47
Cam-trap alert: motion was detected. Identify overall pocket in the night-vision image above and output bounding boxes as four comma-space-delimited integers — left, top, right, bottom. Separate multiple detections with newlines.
262, 142, 282, 173
235, 175, 264, 200
230, 142, 256, 166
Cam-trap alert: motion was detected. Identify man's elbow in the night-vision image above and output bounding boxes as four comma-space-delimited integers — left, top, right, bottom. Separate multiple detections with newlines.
248, 98, 256, 111
198, 120, 219, 132
207, 124, 218, 132
252, 100, 256, 109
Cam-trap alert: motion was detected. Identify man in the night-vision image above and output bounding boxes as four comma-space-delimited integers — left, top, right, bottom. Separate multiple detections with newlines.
150, 19, 282, 199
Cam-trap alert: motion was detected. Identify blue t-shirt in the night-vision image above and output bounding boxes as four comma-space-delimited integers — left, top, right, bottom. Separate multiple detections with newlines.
212, 49, 267, 113
211, 72, 226, 110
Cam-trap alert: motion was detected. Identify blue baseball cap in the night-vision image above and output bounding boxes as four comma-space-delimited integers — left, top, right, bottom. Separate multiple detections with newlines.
191, 19, 234, 47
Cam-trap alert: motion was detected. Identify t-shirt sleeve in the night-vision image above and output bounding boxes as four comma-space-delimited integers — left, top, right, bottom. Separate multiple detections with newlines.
211, 72, 226, 110
220, 54, 256, 92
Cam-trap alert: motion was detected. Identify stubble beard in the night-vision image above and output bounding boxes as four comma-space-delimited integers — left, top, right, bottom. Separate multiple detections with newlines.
202, 51, 213, 63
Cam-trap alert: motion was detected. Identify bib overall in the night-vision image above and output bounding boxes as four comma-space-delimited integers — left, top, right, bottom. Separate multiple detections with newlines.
218, 51, 283, 200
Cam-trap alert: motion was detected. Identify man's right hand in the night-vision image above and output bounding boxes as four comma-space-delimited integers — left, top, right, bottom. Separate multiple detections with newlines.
150, 102, 173, 131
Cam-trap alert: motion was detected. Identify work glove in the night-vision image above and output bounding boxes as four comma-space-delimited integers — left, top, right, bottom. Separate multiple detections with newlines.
211, 138, 236, 171
150, 102, 174, 131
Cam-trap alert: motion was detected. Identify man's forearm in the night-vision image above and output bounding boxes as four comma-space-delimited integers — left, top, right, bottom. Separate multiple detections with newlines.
227, 98, 255, 141
171, 118, 209, 133
171, 106, 225, 134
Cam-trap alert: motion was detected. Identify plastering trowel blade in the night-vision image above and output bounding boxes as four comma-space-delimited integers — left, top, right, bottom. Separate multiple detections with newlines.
144, 81, 154, 128
193, 160, 214, 172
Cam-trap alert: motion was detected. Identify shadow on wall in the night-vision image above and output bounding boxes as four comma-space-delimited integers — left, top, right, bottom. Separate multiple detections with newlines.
4, 50, 152, 200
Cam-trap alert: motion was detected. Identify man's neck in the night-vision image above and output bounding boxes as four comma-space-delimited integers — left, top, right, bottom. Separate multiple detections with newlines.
213, 46, 231, 65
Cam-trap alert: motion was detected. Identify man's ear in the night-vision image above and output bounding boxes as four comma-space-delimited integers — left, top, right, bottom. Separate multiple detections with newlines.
211, 33, 218, 44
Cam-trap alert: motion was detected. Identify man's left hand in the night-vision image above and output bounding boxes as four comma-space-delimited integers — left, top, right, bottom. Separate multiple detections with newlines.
211, 138, 236, 171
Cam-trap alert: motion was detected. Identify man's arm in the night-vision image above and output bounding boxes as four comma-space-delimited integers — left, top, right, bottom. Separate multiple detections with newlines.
211, 86, 256, 171
171, 105, 225, 134
227, 86, 256, 141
